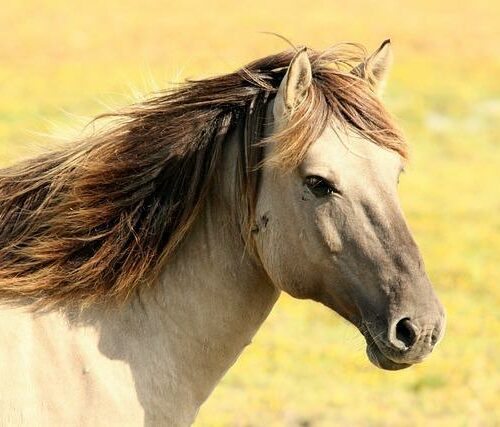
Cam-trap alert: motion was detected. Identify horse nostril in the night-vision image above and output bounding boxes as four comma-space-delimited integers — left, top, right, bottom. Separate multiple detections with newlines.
395, 318, 418, 349
431, 330, 439, 346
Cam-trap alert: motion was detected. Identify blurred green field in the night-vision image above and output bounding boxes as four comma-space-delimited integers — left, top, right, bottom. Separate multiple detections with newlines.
1, 1, 499, 426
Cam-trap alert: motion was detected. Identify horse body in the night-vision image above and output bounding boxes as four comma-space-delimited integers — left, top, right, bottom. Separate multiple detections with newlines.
0, 41, 445, 425
0, 127, 278, 425
0, 306, 144, 424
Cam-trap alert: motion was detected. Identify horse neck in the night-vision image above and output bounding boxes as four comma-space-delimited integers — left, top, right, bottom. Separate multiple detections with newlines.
90, 128, 279, 424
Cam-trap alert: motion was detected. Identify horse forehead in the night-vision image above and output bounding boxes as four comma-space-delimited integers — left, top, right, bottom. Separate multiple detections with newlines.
305, 127, 402, 177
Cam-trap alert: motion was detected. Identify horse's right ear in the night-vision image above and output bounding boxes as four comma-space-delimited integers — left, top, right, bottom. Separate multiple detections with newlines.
274, 48, 312, 120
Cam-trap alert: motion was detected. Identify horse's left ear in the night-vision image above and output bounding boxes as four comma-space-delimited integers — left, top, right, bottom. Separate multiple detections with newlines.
274, 48, 312, 119
352, 39, 393, 95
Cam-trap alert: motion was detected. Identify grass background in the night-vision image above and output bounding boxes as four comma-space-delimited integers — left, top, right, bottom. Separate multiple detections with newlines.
1, 1, 499, 425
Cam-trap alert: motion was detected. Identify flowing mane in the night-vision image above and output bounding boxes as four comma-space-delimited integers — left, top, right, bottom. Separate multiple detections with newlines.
0, 43, 406, 310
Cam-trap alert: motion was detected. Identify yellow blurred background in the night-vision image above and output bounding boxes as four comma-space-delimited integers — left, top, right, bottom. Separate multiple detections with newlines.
1, 1, 499, 425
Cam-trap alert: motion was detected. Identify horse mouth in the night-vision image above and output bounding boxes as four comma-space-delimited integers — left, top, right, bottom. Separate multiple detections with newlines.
365, 343, 411, 371
360, 327, 412, 371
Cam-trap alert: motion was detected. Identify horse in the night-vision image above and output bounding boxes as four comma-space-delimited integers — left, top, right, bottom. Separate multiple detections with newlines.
0, 40, 445, 425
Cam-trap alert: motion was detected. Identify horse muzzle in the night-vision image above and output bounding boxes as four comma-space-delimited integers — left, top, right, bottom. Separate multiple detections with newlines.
361, 310, 446, 371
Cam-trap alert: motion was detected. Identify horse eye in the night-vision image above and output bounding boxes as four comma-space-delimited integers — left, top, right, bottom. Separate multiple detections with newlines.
304, 175, 338, 198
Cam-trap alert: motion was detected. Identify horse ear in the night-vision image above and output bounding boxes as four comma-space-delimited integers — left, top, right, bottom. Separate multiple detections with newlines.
352, 39, 393, 95
274, 48, 312, 119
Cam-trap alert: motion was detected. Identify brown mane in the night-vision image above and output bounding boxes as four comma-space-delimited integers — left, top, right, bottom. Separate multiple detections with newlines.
0, 43, 406, 310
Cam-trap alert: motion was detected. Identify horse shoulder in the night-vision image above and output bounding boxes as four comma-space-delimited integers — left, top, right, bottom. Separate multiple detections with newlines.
0, 307, 144, 425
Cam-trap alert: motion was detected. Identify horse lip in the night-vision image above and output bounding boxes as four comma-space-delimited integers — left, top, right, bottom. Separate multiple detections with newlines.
365, 343, 412, 371
359, 324, 413, 371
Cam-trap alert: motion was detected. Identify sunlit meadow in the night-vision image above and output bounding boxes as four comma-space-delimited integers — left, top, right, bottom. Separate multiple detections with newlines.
0, 1, 498, 425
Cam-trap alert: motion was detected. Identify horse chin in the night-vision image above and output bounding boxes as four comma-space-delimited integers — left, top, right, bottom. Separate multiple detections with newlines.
366, 344, 412, 371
